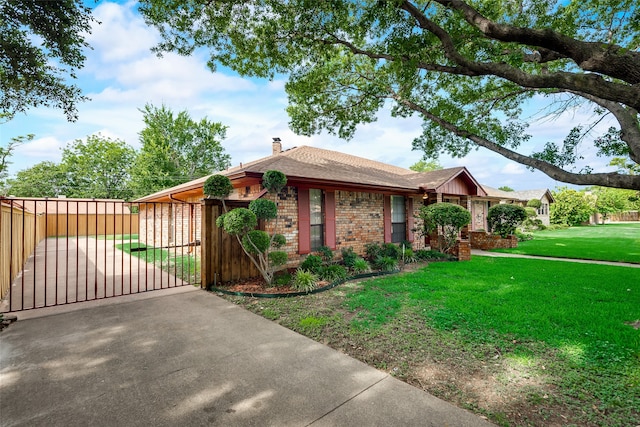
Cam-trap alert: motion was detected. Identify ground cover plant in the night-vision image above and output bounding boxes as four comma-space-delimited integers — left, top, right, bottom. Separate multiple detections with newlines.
220, 257, 640, 427
116, 241, 200, 284
494, 223, 640, 264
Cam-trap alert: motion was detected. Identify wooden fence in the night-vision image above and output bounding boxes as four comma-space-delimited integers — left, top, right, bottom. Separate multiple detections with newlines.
41, 213, 139, 237
0, 204, 46, 299
201, 199, 261, 287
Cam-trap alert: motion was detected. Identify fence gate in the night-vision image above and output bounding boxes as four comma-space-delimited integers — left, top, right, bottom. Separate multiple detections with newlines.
0, 198, 201, 313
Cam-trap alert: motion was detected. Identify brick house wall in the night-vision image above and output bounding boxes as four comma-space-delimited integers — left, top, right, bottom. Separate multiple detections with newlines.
264, 187, 425, 266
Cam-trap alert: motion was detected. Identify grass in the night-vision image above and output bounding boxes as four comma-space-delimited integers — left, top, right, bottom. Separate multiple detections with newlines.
116, 241, 200, 284
96, 234, 139, 241
220, 257, 640, 426
494, 223, 640, 263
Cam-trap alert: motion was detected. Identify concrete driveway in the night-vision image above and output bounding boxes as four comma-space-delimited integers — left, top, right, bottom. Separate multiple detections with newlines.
0, 288, 493, 426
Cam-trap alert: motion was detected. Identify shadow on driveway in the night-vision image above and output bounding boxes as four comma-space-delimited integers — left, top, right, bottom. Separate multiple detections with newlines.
0, 289, 493, 426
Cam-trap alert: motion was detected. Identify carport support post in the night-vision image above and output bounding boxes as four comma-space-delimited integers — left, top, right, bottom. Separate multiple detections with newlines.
200, 199, 221, 290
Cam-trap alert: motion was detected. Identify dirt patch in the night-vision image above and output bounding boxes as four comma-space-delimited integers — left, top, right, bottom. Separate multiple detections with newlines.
627, 320, 640, 329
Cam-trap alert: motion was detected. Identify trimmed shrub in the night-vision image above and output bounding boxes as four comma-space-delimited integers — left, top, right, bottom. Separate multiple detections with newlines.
292, 269, 317, 292
203, 174, 233, 198
271, 233, 286, 248
263, 170, 287, 193
242, 230, 270, 254
417, 202, 471, 253
215, 213, 226, 228
249, 198, 277, 220
300, 254, 323, 274
268, 250, 288, 267
223, 208, 257, 235
487, 204, 528, 238
272, 271, 292, 287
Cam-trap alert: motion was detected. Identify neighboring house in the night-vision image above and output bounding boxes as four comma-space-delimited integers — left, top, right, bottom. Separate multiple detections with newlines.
135, 139, 488, 264
474, 186, 555, 228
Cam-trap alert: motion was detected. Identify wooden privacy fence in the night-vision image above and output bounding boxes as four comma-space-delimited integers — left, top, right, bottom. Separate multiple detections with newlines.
201, 199, 261, 288
0, 202, 46, 299
42, 213, 138, 237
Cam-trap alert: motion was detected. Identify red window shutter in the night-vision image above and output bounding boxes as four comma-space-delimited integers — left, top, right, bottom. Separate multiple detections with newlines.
298, 188, 311, 254
407, 197, 414, 242
325, 191, 336, 250
383, 195, 391, 243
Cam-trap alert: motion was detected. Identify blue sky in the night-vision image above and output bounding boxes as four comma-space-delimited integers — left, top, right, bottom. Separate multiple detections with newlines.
2, 0, 616, 192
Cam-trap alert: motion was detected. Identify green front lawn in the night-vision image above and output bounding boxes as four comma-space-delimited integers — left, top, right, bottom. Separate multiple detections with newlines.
494, 223, 640, 263
116, 241, 200, 284
222, 257, 640, 426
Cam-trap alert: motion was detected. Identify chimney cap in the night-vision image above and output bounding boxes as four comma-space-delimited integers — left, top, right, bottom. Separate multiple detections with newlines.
272, 137, 281, 142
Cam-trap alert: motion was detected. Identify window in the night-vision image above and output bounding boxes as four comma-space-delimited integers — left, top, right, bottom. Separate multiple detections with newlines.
443, 196, 460, 205
310, 189, 324, 251
391, 195, 406, 243
538, 203, 549, 216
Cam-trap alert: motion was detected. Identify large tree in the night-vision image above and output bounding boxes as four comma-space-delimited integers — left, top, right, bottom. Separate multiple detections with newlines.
131, 104, 231, 197
61, 134, 136, 199
5, 161, 69, 197
140, 0, 640, 190
0, 133, 32, 194
0, 0, 94, 121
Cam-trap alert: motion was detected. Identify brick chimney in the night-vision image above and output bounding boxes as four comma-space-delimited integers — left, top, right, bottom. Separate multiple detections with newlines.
272, 137, 282, 155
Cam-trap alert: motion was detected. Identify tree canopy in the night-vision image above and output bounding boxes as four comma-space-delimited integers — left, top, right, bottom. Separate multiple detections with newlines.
409, 159, 442, 172
1, 0, 94, 121
61, 134, 136, 199
5, 161, 68, 197
131, 104, 231, 197
140, 0, 640, 190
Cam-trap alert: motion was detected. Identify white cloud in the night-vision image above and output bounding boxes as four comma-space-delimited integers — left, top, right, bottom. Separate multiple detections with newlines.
88, 1, 158, 64
501, 163, 526, 175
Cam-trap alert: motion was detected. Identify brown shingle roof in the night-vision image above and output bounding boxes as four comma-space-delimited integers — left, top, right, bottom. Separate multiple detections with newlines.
135, 145, 486, 202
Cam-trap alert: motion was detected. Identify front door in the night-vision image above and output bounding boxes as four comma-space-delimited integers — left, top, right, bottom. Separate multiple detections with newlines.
472, 201, 487, 231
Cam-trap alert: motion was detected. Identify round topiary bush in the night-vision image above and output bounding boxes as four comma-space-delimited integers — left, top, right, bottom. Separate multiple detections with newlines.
268, 250, 288, 267
222, 208, 257, 235
249, 198, 277, 220
272, 233, 286, 248
242, 230, 270, 254
203, 174, 233, 198
262, 170, 287, 193
487, 204, 528, 238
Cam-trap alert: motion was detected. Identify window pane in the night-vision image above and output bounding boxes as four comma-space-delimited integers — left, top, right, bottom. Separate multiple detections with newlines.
310, 224, 323, 250
310, 189, 323, 225
391, 196, 405, 223
392, 223, 406, 243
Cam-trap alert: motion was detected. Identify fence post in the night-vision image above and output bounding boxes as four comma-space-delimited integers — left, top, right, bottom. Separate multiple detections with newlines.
200, 199, 220, 289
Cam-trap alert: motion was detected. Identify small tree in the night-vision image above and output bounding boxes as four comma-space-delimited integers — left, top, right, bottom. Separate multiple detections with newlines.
204, 170, 288, 285
592, 187, 630, 224
550, 187, 596, 226
417, 202, 471, 254
487, 204, 527, 238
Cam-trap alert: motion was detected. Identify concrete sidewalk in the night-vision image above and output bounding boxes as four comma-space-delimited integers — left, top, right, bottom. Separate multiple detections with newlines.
471, 248, 640, 268
0, 288, 493, 427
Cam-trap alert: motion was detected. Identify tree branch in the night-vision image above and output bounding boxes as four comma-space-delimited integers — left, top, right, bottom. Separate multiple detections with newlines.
429, 0, 640, 85
398, 1, 640, 111
392, 93, 640, 190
